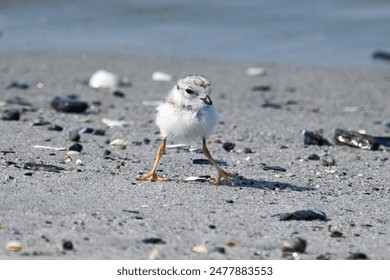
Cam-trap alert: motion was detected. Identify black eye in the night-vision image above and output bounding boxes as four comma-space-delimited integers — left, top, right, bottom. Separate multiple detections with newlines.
186, 88, 195, 94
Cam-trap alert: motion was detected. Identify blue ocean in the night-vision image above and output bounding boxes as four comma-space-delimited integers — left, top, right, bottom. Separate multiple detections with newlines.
1, 0, 389, 67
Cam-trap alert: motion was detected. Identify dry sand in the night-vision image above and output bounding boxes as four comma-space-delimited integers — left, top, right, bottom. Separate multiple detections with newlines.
0, 53, 389, 259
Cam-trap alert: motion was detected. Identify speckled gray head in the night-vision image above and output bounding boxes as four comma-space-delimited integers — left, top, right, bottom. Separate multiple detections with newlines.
176, 75, 212, 105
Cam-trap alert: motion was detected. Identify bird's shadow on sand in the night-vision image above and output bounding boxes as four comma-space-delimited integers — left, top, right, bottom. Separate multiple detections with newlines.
230, 176, 316, 192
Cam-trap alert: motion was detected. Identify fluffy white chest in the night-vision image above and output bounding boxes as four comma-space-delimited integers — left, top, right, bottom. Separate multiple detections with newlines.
156, 102, 218, 142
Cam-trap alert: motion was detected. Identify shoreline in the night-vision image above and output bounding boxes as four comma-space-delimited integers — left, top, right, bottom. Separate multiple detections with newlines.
0, 53, 389, 259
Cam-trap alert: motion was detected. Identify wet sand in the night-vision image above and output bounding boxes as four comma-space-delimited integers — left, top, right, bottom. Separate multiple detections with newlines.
0, 53, 389, 259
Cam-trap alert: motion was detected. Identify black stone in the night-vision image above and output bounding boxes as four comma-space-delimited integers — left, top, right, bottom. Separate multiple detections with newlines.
142, 238, 166, 245
303, 130, 332, 146
275, 209, 328, 221
308, 154, 320, 160
252, 85, 271, 91
1, 109, 20, 121
262, 165, 287, 172
7, 81, 29, 89
69, 143, 83, 152
79, 127, 94, 134
51, 96, 88, 113
62, 240, 74, 251
23, 162, 65, 173
222, 142, 235, 151
261, 102, 282, 109
346, 252, 369, 260
113, 90, 125, 98
47, 124, 63, 131
192, 158, 227, 166
93, 129, 106, 136
31, 120, 51, 126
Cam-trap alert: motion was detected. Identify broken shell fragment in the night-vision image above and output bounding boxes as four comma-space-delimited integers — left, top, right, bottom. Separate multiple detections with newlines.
6, 241, 22, 252
246, 67, 266, 77
109, 139, 128, 149
102, 118, 128, 128
184, 176, 211, 182
282, 237, 307, 253
89, 70, 120, 89
334, 129, 379, 150
152, 71, 173, 82
192, 245, 208, 254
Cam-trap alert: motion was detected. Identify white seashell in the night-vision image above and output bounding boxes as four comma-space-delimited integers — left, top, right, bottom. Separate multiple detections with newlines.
6, 241, 22, 252
148, 249, 162, 260
75, 159, 83, 166
109, 139, 128, 148
246, 67, 266, 77
102, 118, 128, 127
89, 70, 120, 89
33, 145, 66, 151
152, 71, 173, 82
192, 245, 207, 254
184, 176, 209, 182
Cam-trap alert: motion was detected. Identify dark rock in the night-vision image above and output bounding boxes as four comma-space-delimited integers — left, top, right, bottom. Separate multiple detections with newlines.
262, 165, 287, 172
261, 102, 282, 109
143, 138, 151, 145
47, 124, 63, 131
275, 209, 328, 221
79, 127, 94, 134
7, 81, 29, 89
225, 200, 234, 204
222, 142, 236, 151
192, 159, 227, 166
346, 252, 369, 260
69, 143, 83, 152
63, 128, 80, 142
31, 120, 51, 126
1, 109, 20, 121
308, 154, 320, 160
62, 240, 74, 251
6, 96, 31, 106
213, 247, 226, 254
252, 85, 271, 91
142, 238, 166, 245
93, 129, 105, 136
303, 130, 332, 146
23, 162, 65, 173
51, 96, 88, 113
208, 225, 216, 229
113, 90, 125, 98
372, 50, 390, 61
321, 157, 336, 167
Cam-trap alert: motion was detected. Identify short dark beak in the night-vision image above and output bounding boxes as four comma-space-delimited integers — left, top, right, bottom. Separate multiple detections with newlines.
200, 95, 213, 105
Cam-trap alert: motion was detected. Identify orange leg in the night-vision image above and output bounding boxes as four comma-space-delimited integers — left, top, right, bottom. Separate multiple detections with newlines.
137, 138, 170, 182
202, 139, 235, 186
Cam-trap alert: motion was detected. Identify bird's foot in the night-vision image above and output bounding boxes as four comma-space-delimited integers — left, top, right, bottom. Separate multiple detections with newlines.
137, 173, 170, 182
212, 169, 236, 186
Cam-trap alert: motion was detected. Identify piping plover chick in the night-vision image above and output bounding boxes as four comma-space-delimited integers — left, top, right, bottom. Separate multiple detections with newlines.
138, 75, 235, 186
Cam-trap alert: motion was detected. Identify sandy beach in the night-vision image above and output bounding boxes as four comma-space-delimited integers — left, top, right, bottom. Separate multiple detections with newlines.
0, 53, 389, 259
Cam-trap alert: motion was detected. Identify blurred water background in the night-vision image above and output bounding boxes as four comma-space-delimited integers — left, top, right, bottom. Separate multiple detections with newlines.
0, 0, 389, 67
